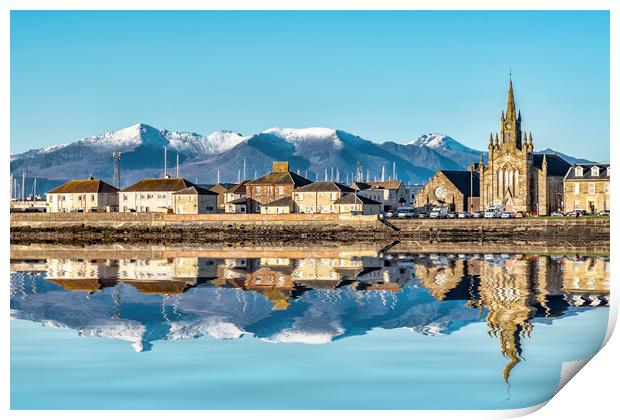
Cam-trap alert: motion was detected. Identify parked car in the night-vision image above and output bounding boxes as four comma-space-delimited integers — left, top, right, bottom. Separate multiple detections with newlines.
385, 211, 395, 218
447, 212, 458, 219
397, 207, 415, 218
515, 211, 525, 218
484, 206, 503, 218
429, 207, 449, 219
567, 209, 585, 217
418, 213, 427, 219
457, 211, 472, 219
500, 211, 515, 219
597, 210, 610, 216
472, 211, 484, 218
550, 210, 565, 217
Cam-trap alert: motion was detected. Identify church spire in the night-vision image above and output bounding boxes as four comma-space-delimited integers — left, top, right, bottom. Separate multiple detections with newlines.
506, 79, 516, 120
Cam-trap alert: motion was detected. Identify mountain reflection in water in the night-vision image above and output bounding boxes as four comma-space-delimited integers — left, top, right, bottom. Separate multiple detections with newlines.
10, 247, 609, 381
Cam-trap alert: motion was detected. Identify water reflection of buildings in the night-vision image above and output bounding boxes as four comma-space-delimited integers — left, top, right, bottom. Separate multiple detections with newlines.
10, 252, 609, 380
414, 254, 609, 380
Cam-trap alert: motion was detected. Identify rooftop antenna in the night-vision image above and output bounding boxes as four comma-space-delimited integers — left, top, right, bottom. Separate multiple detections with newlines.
392, 161, 396, 180
176, 153, 179, 178
356, 160, 363, 182
336, 168, 340, 182
112, 152, 121, 188
163, 147, 168, 178
243, 158, 246, 181
346, 173, 349, 185
254, 169, 257, 179
381, 165, 385, 182
324, 168, 328, 181
32, 177, 37, 200
366, 169, 370, 181
331, 167, 334, 181
217, 169, 220, 184
237, 169, 241, 183
22, 171, 26, 201
10, 173, 13, 200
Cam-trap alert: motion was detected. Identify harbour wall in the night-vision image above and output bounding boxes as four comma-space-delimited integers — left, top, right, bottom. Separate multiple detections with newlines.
10, 213, 610, 243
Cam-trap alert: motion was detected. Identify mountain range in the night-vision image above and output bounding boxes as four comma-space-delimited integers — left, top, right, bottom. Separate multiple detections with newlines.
10, 123, 586, 191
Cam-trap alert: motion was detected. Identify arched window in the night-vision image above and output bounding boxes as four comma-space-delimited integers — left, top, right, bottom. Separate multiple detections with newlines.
497, 169, 503, 196
514, 169, 519, 192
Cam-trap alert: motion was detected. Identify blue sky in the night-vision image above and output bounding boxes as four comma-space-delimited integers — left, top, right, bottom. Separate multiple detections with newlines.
10, 11, 610, 161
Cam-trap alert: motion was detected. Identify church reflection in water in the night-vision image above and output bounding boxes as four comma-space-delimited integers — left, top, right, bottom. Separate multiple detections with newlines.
10, 249, 609, 380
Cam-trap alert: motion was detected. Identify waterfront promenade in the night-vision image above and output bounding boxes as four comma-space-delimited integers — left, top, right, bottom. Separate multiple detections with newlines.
10, 212, 609, 243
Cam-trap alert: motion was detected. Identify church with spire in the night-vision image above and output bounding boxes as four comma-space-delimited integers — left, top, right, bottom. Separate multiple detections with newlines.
478, 78, 570, 215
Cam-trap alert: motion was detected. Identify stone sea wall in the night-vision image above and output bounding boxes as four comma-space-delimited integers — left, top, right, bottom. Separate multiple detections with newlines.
10, 213, 609, 243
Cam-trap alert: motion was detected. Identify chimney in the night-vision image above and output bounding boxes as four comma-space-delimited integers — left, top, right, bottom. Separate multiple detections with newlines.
272, 161, 289, 173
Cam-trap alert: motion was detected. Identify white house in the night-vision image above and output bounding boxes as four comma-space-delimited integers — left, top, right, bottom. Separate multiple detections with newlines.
120, 178, 196, 213
46, 177, 119, 213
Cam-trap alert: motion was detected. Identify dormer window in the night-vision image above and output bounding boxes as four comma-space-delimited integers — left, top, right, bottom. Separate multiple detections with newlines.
591, 166, 599, 177
607, 166, 610, 177
575, 166, 584, 177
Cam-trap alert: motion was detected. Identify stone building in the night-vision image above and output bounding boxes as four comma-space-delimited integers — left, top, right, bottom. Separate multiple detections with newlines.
352, 180, 409, 211
414, 168, 480, 212
260, 196, 295, 214
46, 176, 119, 213
246, 162, 312, 212
224, 181, 249, 205
172, 185, 218, 214
563, 163, 610, 213
478, 80, 571, 215
201, 183, 235, 213
120, 177, 195, 213
333, 193, 382, 215
292, 181, 354, 213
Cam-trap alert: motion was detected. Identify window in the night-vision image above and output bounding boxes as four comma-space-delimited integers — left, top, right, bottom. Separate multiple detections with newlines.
91, 194, 95, 200
588, 183, 595, 194
123, 194, 128, 201
574, 183, 580, 194
331, 192, 337, 200
575, 166, 584, 177
591, 166, 600, 177
607, 167, 610, 177
298, 193, 304, 200
319, 192, 324, 198
605, 182, 609, 193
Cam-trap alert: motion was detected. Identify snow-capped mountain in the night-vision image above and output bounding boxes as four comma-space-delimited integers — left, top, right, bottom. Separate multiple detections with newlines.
409, 133, 483, 168
10, 123, 483, 189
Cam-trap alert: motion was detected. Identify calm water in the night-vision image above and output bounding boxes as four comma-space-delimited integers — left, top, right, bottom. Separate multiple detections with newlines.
10, 244, 610, 409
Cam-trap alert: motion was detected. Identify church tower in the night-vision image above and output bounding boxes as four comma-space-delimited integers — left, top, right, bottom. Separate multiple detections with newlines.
500, 80, 523, 149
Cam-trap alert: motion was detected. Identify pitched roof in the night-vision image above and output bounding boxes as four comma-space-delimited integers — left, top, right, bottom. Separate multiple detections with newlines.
294, 181, 355, 193
440, 171, 480, 197
351, 181, 371, 191
533, 153, 572, 177
226, 197, 257, 205
262, 196, 295, 207
172, 185, 218, 195
352, 180, 403, 191
248, 171, 312, 187
565, 163, 610, 180
226, 180, 250, 194
121, 178, 195, 192
47, 179, 119, 194
334, 193, 381, 205
203, 183, 235, 193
